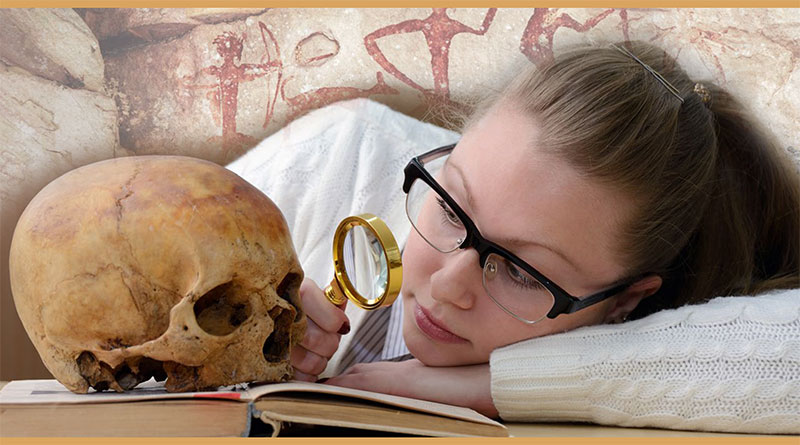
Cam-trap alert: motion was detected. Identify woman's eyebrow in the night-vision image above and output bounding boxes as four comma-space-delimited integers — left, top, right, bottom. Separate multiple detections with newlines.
448, 159, 582, 273
498, 234, 582, 273
445, 159, 477, 212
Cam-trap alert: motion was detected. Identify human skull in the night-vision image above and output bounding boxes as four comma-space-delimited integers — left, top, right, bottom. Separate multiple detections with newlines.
9, 156, 306, 393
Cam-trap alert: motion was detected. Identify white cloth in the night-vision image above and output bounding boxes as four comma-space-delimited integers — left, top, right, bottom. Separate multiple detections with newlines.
491, 287, 800, 434
226, 98, 458, 376
382, 295, 410, 360
336, 233, 411, 372
229, 99, 800, 434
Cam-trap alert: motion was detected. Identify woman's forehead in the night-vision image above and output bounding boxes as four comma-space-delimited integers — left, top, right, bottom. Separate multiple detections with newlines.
447, 108, 634, 288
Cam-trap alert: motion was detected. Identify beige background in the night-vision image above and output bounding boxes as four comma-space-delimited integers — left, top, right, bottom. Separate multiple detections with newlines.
1, 8, 798, 381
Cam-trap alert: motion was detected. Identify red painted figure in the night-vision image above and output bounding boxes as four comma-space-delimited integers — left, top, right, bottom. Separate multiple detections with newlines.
365, 8, 497, 105
281, 72, 399, 121
520, 8, 630, 67
180, 26, 282, 159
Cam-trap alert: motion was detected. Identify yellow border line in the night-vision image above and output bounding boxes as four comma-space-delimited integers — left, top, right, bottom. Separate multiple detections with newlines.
1, 2, 799, 8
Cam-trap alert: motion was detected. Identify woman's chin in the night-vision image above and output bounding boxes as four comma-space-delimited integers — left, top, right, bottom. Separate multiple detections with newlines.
405, 332, 452, 366
404, 331, 486, 367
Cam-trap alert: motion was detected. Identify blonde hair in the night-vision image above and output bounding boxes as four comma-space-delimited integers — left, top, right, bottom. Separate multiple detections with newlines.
468, 41, 800, 317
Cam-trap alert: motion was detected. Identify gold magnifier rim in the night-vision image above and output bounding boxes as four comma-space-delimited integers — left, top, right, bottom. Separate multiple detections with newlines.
331, 213, 402, 310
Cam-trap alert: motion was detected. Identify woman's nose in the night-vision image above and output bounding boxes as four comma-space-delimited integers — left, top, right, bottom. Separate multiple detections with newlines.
429, 248, 482, 310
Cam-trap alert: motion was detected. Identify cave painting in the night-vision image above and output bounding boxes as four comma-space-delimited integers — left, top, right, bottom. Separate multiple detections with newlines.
281, 72, 398, 121
281, 30, 398, 121
180, 24, 282, 157
181, 9, 638, 157
520, 8, 630, 67
294, 31, 340, 67
365, 8, 497, 106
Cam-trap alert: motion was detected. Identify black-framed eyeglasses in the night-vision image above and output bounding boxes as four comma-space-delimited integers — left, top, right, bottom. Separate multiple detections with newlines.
402, 143, 636, 324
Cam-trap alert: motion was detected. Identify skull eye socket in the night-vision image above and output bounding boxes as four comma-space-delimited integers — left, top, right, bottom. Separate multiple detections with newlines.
194, 282, 252, 336
275, 271, 303, 321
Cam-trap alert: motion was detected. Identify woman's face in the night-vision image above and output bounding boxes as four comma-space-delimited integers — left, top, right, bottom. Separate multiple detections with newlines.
401, 103, 640, 366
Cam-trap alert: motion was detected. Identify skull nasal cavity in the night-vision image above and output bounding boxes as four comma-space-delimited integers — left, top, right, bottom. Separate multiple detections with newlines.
263, 306, 293, 363
194, 282, 252, 336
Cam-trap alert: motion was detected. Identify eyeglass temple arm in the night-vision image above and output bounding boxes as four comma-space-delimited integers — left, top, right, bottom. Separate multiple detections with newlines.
562, 281, 632, 314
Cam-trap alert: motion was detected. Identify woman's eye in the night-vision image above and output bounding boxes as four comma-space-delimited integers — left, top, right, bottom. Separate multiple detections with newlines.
506, 261, 544, 290
436, 197, 462, 226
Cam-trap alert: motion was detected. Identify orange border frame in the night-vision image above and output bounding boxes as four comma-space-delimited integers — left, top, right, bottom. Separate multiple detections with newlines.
1, 3, 797, 444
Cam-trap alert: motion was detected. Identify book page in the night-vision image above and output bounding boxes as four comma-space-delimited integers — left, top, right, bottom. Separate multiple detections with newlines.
243, 381, 504, 427
255, 395, 508, 437
1, 379, 502, 429
0, 379, 246, 405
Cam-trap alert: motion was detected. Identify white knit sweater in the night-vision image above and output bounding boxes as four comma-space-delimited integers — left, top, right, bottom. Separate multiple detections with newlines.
229, 99, 800, 434
491, 288, 800, 434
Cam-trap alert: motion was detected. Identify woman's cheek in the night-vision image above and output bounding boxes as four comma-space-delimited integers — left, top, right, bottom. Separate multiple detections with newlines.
401, 231, 433, 296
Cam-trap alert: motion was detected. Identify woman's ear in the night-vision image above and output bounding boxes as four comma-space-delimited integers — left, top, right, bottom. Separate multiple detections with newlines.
603, 274, 662, 324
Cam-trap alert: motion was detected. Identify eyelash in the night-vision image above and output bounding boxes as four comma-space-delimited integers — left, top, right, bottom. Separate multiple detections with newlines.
506, 261, 546, 291
436, 197, 462, 227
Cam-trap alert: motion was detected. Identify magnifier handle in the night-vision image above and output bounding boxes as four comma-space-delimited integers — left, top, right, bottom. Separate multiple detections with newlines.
323, 278, 348, 307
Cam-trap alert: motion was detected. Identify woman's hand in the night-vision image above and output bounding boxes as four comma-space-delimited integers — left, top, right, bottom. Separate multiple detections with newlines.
291, 278, 350, 382
325, 359, 499, 418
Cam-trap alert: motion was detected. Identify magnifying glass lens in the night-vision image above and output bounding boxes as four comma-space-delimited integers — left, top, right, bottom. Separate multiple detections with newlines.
325, 213, 401, 310
343, 226, 388, 301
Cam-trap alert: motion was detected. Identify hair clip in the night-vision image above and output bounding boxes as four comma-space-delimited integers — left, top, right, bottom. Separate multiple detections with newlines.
693, 83, 711, 105
610, 44, 685, 104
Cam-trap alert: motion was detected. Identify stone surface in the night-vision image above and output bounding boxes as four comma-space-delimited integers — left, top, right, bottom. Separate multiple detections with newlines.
78, 8, 199, 47
103, 9, 412, 164
77, 8, 268, 56
628, 8, 799, 161
0, 64, 121, 381
101, 8, 798, 167
0, 65, 121, 214
0, 8, 105, 92
184, 8, 269, 24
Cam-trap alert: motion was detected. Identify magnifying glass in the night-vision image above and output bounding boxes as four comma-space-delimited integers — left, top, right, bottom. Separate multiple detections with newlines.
323, 214, 402, 310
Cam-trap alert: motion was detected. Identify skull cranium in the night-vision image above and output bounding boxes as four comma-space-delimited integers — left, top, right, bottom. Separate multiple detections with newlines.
9, 156, 306, 393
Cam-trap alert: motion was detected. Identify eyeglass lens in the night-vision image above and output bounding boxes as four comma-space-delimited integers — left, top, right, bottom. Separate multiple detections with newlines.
405, 167, 557, 323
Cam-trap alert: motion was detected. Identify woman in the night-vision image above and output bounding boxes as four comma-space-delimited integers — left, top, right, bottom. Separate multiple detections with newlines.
228, 41, 799, 433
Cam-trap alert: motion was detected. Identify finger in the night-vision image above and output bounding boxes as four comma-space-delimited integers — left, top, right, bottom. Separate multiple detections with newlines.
338, 360, 397, 376
300, 278, 349, 333
290, 346, 328, 376
292, 369, 317, 382
300, 319, 340, 358
328, 362, 380, 383
326, 370, 385, 392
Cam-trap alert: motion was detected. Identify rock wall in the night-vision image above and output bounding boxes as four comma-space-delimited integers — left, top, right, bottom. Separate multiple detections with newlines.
1, 8, 122, 380
96, 8, 798, 165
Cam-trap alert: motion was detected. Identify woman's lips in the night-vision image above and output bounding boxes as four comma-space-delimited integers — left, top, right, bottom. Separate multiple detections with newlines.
413, 303, 468, 344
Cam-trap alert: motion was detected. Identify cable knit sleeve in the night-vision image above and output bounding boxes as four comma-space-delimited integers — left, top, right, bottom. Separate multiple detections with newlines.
490, 288, 800, 434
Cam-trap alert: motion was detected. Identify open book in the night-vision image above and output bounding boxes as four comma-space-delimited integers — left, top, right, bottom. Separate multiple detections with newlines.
0, 379, 507, 437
